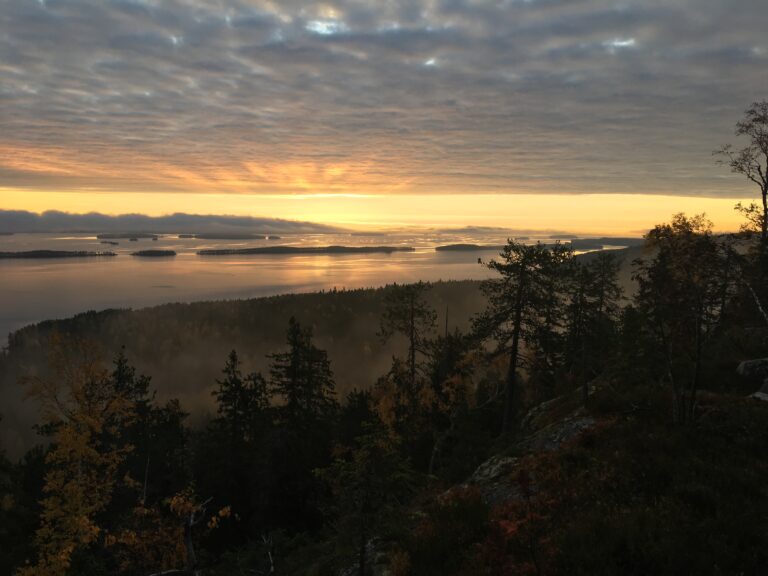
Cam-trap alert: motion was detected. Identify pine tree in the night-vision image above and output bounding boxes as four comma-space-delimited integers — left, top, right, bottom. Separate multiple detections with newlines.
474, 241, 574, 433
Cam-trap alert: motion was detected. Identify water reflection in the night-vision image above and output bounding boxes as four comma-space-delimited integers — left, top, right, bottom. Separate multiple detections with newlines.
0, 232, 509, 341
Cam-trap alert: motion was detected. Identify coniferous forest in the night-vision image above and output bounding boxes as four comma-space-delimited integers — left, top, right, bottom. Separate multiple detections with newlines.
1, 105, 768, 576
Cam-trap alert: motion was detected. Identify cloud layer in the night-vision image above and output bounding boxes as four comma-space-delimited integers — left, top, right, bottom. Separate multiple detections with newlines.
2, 0, 767, 197
0, 209, 341, 233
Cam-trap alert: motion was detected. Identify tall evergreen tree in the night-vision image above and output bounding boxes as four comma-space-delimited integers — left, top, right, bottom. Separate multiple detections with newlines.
269, 317, 337, 428
201, 350, 270, 541
266, 317, 338, 531
379, 282, 437, 390
564, 252, 623, 404
474, 241, 574, 433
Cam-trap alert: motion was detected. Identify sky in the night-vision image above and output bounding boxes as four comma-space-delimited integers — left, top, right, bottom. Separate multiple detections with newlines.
2, 0, 767, 233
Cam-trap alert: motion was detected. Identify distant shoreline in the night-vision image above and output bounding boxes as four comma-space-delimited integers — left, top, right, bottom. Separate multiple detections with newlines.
0, 250, 117, 259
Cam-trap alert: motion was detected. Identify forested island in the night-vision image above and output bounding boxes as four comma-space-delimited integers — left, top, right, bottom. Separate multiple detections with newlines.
435, 238, 645, 253
130, 250, 177, 257
0, 250, 117, 259
198, 245, 415, 255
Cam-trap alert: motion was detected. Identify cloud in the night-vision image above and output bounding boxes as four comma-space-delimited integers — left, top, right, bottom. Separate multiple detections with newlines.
0, 209, 343, 234
1, 0, 767, 198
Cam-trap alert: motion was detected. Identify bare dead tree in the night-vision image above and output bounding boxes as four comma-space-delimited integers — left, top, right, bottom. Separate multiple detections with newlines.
715, 100, 768, 244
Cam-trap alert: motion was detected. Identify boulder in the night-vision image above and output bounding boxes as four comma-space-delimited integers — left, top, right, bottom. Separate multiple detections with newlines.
737, 358, 768, 383
736, 359, 768, 401
464, 408, 595, 504
466, 455, 521, 504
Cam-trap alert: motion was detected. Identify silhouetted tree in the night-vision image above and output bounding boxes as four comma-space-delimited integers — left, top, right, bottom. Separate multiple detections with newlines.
474, 241, 574, 433
269, 317, 337, 428
379, 282, 437, 389
267, 317, 338, 531
715, 100, 768, 244
201, 350, 269, 541
565, 252, 623, 404
633, 214, 737, 423
319, 422, 413, 576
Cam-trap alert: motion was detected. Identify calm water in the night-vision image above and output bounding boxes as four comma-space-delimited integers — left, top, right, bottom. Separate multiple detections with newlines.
0, 231, 532, 342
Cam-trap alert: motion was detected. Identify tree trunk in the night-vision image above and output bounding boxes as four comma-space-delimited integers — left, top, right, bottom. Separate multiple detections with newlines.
503, 270, 527, 434
581, 338, 589, 407
409, 293, 416, 389
184, 514, 198, 575
358, 529, 367, 576
687, 313, 704, 424
761, 182, 767, 245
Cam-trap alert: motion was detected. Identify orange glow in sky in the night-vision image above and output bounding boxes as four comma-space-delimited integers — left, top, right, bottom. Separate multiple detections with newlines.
1, 189, 754, 235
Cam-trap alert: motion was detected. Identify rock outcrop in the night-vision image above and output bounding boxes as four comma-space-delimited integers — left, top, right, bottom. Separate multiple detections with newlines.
737, 358, 768, 401
465, 393, 595, 504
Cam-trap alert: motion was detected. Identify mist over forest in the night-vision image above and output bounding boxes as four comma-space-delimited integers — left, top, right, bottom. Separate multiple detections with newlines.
0, 280, 488, 457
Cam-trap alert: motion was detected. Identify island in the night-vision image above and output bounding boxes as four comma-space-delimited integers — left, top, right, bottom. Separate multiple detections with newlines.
131, 250, 177, 257
197, 245, 415, 256
0, 250, 117, 259
100, 240, 119, 246
435, 244, 506, 252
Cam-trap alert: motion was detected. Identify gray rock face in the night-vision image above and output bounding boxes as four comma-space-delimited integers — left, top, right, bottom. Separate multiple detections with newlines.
515, 414, 595, 453
466, 455, 522, 505
464, 410, 595, 504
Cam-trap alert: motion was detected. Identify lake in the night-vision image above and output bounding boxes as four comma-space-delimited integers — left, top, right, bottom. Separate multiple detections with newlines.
0, 231, 534, 343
